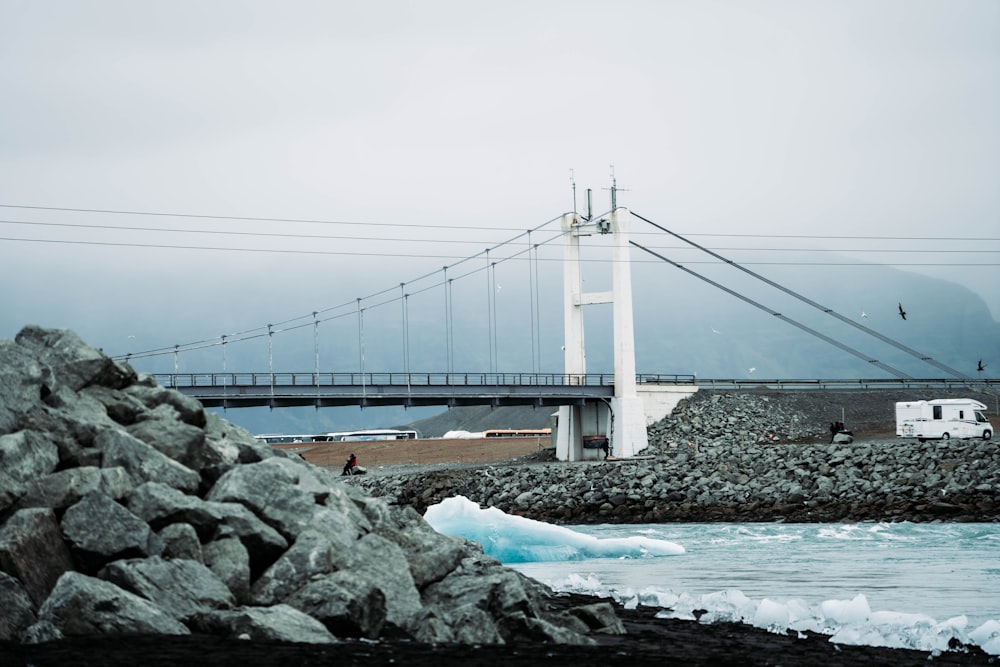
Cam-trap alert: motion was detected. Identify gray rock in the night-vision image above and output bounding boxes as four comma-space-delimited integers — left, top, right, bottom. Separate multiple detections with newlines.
125, 383, 207, 428
15, 466, 132, 512
97, 428, 200, 493
202, 412, 274, 465
14, 326, 135, 392
0, 571, 36, 640
159, 523, 203, 562
203, 537, 251, 603
61, 492, 164, 571
17, 388, 119, 466
413, 552, 586, 645
358, 499, 468, 588
330, 532, 423, 631
126, 482, 288, 575
0, 430, 59, 487
284, 571, 386, 638
189, 604, 337, 644
250, 527, 349, 605
0, 339, 47, 436
0, 507, 75, 607
126, 404, 206, 468
32, 571, 189, 637
207, 458, 340, 540
80, 384, 149, 427
98, 556, 235, 621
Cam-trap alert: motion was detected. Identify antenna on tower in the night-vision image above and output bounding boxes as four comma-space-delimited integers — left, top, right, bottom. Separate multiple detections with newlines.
570, 168, 577, 214
605, 164, 630, 210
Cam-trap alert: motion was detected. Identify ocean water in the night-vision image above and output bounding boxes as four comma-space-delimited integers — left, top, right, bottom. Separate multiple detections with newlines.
424, 497, 1000, 655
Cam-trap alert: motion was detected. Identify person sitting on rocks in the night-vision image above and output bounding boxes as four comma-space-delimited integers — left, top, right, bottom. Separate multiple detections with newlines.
342, 453, 358, 476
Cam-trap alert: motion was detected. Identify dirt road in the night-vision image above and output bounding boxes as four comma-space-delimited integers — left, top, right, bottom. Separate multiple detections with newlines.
274, 435, 551, 471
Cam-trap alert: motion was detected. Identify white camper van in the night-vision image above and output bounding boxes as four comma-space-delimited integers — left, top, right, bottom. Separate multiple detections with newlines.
895, 399, 992, 442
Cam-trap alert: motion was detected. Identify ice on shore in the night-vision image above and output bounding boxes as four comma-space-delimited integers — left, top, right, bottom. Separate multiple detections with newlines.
424, 495, 685, 562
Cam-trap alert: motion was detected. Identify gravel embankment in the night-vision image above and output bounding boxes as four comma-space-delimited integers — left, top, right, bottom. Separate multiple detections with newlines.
349, 389, 999, 523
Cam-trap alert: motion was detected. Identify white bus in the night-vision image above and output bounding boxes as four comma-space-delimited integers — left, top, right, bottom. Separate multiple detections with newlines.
318, 429, 419, 442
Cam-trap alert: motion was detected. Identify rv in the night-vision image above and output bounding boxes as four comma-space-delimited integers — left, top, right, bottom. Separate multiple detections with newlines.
895, 399, 993, 442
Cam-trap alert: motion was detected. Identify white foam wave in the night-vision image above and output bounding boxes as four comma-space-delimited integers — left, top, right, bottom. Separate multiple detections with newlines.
535, 573, 999, 656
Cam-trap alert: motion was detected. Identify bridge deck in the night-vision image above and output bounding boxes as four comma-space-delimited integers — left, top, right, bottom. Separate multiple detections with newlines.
153, 373, 993, 409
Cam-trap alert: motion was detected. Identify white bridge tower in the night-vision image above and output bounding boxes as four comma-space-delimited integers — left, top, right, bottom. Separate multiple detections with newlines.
554, 189, 648, 461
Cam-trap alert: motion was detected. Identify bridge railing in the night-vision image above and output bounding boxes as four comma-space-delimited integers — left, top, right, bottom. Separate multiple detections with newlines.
152, 372, 991, 392
154, 371, 698, 389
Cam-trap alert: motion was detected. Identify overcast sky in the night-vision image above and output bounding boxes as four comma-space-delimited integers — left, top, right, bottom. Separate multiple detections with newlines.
1, 0, 997, 367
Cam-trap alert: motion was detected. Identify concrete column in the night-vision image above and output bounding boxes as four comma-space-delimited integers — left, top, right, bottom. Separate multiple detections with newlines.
557, 213, 585, 461
609, 208, 648, 457
561, 213, 586, 381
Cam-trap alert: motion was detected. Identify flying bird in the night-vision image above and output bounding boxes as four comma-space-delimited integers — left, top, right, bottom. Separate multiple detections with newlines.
860, 311, 868, 319
711, 327, 722, 334
897, 303, 907, 320
748, 367, 756, 374
978, 360, 986, 372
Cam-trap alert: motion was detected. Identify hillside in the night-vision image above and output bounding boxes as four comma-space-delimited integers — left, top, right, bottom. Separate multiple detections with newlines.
401, 404, 554, 438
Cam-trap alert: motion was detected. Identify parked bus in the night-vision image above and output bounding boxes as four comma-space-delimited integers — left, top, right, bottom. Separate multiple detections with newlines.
257, 429, 420, 445
255, 434, 323, 445
318, 429, 420, 442
482, 428, 552, 438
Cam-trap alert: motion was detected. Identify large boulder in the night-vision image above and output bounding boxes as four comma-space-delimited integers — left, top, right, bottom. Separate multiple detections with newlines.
0, 508, 75, 608
188, 604, 336, 644
98, 557, 235, 621
97, 429, 200, 493
0, 340, 48, 436
14, 326, 135, 393
0, 571, 37, 640
28, 571, 190, 639
61, 492, 164, 572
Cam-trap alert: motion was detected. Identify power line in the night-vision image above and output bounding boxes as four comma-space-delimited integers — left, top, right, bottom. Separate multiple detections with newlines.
0, 203, 536, 231
3, 236, 996, 267
2, 202, 997, 242
0, 218, 535, 245
4, 218, 999, 253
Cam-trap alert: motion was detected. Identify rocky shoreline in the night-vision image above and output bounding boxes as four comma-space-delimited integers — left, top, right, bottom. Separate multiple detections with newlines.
1, 327, 996, 665
350, 389, 999, 524
0, 326, 619, 648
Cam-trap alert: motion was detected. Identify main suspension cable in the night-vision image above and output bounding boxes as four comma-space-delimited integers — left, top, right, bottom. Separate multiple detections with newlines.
631, 211, 974, 382
630, 240, 913, 380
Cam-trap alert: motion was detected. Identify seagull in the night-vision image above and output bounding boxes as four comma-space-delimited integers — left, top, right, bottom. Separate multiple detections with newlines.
898, 303, 907, 320
711, 327, 721, 334
748, 367, 756, 374
978, 360, 986, 372
860, 311, 868, 319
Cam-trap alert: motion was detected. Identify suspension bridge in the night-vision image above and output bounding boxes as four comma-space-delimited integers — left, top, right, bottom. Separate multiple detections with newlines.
116, 195, 992, 461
